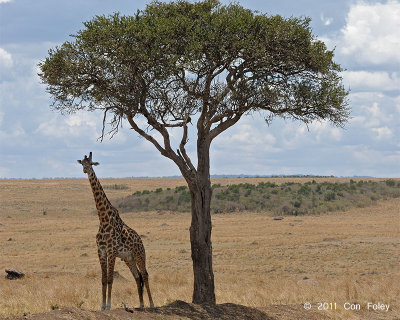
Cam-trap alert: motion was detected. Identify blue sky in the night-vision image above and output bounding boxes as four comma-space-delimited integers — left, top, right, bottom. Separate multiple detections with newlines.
0, 0, 399, 178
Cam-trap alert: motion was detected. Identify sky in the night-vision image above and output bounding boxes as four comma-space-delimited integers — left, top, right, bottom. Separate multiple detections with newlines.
0, 0, 399, 178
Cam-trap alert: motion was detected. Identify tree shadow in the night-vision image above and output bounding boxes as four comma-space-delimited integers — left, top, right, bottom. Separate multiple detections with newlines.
136, 300, 276, 320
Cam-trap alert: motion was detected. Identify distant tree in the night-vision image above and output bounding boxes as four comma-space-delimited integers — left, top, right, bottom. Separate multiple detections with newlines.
39, 0, 349, 305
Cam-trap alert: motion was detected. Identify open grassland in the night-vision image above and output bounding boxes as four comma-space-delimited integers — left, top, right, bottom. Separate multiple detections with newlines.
0, 178, 399, 319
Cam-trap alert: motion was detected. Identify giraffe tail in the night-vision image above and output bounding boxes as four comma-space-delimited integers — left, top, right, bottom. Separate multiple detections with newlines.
138, 272, 144, 296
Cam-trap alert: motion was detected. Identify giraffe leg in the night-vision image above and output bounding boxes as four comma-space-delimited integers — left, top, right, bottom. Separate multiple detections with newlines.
136, 258, 154, 308
123, 256, 144, 308
98, 249, 108, 311
106, 255, 116, 310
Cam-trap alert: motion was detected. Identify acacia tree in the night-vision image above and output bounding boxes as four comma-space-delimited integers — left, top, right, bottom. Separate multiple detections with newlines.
39, 0, 349, 305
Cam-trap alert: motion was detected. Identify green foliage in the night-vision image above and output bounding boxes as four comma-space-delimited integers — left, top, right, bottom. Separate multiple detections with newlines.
175, 186, 187, 193
39, 0, 349, 136
298, 185, 311, 196
324, 192, 336, 201
178, 190, 191, 204
385, 179, 396, 187
114, 179, 400, 215
292, 199, 302, 208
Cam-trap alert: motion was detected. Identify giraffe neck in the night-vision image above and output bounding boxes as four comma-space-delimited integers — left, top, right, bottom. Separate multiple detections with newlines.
87, 169, 115, 223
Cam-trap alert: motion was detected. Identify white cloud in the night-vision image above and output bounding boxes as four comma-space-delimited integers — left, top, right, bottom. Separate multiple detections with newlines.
35, 112, 99, 140
395, 95, 400, 115
320, 13, 333, 26
0, 47, 13, 69
0, 122, 26, 147
215, 122, 277, 153
342, 71, 400, 92
281, 120, 342, 149
349, 145, 400, 170
361, 102, 393, 128
0, 0, 13, 3
371, 126, 392, 140
340, 1, 400, 65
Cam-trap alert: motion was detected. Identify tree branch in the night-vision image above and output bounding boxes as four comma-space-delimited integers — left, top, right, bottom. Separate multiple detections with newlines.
179, 121, 196, 172
124, 93, 193, 178
209, 111, 245, 141
125, 115, 168, 157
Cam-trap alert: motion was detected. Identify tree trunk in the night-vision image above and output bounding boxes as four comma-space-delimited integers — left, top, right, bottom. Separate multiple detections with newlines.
187, 137, 215, 305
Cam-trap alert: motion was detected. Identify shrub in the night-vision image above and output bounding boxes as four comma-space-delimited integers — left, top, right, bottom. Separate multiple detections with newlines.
175, 185, 187, 193
227, 185, 240, 193
324, 192, 336, 201
385, 179, 396, 187
298, 185, 311, 196
292, 199, 302, 208
178, 191, 191, 204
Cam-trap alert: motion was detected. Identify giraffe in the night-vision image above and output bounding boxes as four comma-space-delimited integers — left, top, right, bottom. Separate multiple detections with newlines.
78, 152, 154, 310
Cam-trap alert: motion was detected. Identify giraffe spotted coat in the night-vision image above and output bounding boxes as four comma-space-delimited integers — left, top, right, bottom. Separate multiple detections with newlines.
78, 152, 154, 310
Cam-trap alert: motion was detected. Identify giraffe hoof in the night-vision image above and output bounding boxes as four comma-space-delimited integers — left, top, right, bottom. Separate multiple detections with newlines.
124, 304, 134, 313
150, 302, 154, 308
101, 304, 110, 311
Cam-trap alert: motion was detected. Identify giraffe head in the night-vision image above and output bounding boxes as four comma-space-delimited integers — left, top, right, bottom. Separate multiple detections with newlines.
77, 152, 99, 174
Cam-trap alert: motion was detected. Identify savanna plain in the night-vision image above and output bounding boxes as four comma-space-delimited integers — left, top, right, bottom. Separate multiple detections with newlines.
0, 177, 399, 320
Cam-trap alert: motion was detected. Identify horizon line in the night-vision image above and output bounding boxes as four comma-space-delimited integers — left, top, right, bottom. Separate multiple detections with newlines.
1, 174, 389, 180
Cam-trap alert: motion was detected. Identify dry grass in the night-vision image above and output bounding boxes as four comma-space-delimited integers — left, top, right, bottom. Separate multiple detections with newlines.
0, 178, 399, 319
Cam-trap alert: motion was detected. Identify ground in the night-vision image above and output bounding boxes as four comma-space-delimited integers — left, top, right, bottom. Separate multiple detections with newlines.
0, 178, 399, 320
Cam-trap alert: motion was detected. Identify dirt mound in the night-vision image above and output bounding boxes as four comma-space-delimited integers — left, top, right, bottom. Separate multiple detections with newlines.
4, 301, 399, 320
152, 300, 274, 319
3, 301, 275, 320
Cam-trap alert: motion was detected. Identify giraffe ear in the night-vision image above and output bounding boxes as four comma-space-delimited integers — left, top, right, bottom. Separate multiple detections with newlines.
77, 160, 82, 164
92, 161, 100, 166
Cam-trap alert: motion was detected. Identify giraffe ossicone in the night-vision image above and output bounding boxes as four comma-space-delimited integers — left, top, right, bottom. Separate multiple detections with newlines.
78, 152, 154, 310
